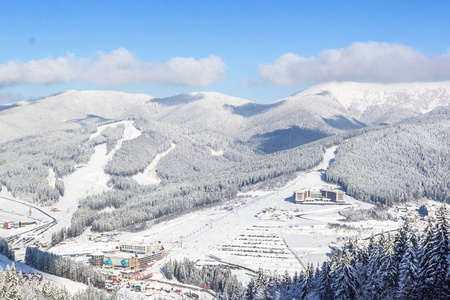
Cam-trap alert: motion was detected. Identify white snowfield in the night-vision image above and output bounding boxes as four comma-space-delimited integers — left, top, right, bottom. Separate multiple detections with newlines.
132, 143, 176, 185
209, 148, 224, 156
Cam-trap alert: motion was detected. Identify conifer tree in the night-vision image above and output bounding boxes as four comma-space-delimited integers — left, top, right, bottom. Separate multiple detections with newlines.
428, 206, 450, 298
397, 235, 420, 299
333, 249, 357, 300
318, 261, 333, 300
419, 219, 437, 298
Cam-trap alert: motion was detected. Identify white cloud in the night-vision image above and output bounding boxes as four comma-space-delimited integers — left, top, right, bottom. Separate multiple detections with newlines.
258, 41, 450, 85
143, 55, 227, 86
84, 48, 141, 86
0, 48, 227, 88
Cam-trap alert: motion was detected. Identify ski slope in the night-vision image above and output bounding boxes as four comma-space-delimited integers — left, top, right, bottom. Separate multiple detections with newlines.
43, 120, 142, 240
132, 143, 177, 185
51, 146, 399, 284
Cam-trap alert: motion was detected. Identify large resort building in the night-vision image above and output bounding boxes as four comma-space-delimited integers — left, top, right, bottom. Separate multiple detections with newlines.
91, 243, 165, 270
294, 188, 346, 204
120, 243, 162, 255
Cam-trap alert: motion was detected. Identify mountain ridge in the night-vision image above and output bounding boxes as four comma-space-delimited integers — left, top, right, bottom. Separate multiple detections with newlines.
1, 81, 450, 144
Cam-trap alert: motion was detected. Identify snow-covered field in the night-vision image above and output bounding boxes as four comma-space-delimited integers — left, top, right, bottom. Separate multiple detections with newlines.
0, 189, 53, 241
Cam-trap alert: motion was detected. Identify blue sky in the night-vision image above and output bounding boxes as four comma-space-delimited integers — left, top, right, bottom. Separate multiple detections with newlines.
1, 0, 450, 104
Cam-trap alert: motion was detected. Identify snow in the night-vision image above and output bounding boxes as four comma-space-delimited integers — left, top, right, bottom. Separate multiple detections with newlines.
115, 279, 215, 300
132, 143, 176, 185
0, 254, 87, 294
0, 90, 151, 144
314, 145, 338, 170
298, 81, 450, 114
51, 146, 398, 285
210, 148, 224, 156
47, 168, 56, 189
44, 120, 143, 240
149, 92, 251, 138
1, 85, 448, 296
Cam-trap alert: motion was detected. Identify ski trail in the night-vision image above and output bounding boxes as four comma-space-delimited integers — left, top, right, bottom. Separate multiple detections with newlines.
132, 143, 176, 185
45, 121, 142, 240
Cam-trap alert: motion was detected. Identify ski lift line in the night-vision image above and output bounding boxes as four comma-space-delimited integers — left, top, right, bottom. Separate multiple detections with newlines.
280, 235, 307, 270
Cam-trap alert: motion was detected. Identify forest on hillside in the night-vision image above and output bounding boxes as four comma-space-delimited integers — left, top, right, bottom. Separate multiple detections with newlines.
66, 132, 332, 234
0, 105, 449, 234
327, 108, 450, 205
0, 128, 94, 205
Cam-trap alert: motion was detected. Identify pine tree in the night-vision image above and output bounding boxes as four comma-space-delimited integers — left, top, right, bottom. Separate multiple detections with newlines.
255, 270, 270, 300
333, 249, 357, 300
397, 235, 420, 299
419, 219, 437, 299
428, 206, 450, 298
244, 278, 256, 300
318, 261, 333, 300
295, 272, 308, 300
304, 263, 315, 295
393, 220, 411, 269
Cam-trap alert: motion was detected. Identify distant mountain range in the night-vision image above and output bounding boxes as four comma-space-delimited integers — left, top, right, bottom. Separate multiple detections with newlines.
1, 81, 449, 146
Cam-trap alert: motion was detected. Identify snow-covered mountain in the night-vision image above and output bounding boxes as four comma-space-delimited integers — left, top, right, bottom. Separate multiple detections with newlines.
1, 80, 450, 145
1, 80, 449, 244
0, 90, 151, 143
146, 92, 251, 137
296, 81, 450, 125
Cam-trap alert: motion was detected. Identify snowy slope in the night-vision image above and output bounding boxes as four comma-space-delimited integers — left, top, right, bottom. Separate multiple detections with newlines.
0, 254, 87, 294
44, 120, 143, 240
246, 91, 363, 141
0, 90, 151, 143
146, 92, 252, 137
296, 81, 450, 124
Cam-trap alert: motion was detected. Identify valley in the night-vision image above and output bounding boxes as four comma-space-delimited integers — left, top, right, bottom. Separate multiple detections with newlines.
1, 141, 401, 297
0, 82, 448, 299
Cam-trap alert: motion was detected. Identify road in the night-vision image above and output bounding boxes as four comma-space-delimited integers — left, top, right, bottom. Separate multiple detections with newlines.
0, 195, 57, 246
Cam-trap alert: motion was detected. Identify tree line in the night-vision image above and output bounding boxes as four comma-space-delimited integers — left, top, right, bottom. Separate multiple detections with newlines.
164, 258, 242, 298
327, 110, 450, 205
25, 247, 105, 288
0, 263, 110, 300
